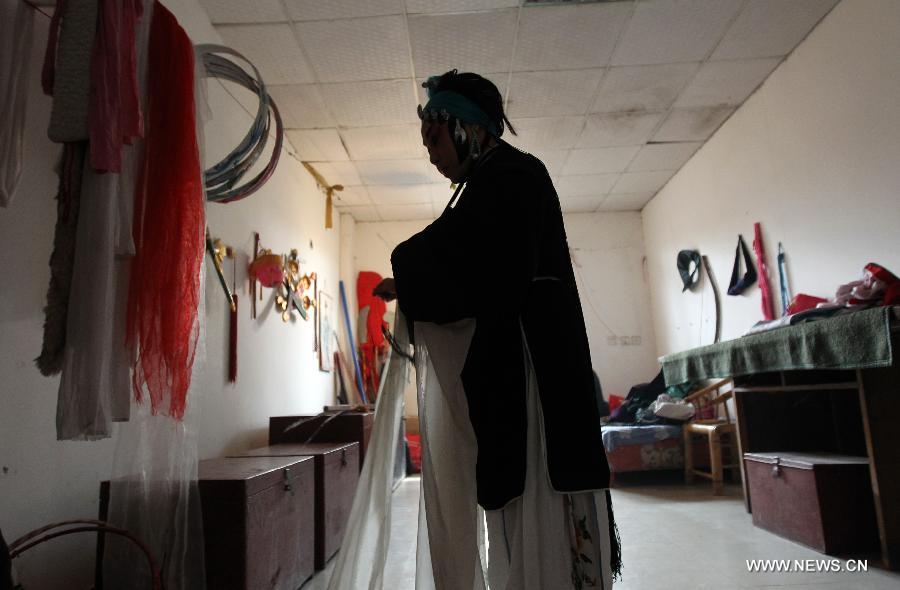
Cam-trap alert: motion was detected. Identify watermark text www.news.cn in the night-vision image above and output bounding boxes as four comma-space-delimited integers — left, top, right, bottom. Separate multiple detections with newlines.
746, 559, 868, 573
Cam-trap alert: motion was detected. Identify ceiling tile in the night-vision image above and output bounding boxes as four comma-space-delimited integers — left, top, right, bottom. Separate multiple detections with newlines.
591, 63, 698, 113
576, 112, 664, 148
674, 58, 780, 107
408, 10, 518, 78
341, 125, 425, 160
712, 0, 839, 60
295, 16, 411, 83
267, 84, 334, 128
320, 79, 418, 127
554, 174, 618, 198
612, 170, 675, 194
507, 70, 604, 118
285, 0, 404, 21
339, 205, 381, 221
611, 0, 744, 66
525, 149, 569, 176
368, 185, 432, 206
562, 146, 640, 175
416, 73, 508, 106
627, 142, 701, 171
355, 159, 432, 185
514, 2, 632, 71
217, 24, 316, 84
506, 117, 585, 151
285, 129, 349, 161
405, 0, 520, 14
652, 106, 734, 142
377, 203, 436, 221
600, 192, 656, 211
559, 196, 606, 214
201, 0, 286, 23
332, 185, 372, 206
306, 161, 361, 186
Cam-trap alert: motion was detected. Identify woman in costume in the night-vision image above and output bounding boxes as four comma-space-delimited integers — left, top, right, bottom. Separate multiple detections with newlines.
375, 70, 620, 590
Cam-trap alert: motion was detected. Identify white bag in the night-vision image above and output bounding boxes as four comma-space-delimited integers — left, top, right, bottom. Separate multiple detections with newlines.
648, 394, 695, 421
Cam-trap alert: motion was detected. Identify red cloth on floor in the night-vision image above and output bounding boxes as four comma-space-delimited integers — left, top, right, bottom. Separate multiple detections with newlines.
126, 2, 203, 420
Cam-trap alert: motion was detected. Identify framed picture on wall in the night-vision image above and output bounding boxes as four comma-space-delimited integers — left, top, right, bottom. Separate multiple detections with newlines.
318, 291, 334, 372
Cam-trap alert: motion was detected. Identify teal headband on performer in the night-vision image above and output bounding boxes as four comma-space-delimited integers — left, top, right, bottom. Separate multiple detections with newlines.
419, 79, 499, 137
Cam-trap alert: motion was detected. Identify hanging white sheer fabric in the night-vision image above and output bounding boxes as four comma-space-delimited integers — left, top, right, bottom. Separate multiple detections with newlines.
0, 0, 36, 207
55, 146, 134, 440
327, 311, 411, 590
102, 258, 207, 590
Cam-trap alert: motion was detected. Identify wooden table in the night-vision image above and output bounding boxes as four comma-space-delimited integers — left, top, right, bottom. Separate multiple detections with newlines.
661, 308, 900, 569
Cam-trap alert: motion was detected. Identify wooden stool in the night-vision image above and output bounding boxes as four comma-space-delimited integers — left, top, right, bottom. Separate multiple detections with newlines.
682, 378, 740, 495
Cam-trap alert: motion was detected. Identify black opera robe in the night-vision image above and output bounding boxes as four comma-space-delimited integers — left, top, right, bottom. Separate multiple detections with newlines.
391, 142, 611, 510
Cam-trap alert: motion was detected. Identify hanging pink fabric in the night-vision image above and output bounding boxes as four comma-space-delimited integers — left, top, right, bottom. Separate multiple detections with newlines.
126, 2, 204, 420
89, 0, 144, 172
752, 222, 776, 321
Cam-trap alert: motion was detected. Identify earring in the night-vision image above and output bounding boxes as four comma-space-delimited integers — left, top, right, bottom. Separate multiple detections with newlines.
470, 132, 481, 160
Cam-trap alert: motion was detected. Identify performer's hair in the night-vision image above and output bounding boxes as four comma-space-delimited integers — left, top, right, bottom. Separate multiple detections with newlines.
425, 70, 517, 138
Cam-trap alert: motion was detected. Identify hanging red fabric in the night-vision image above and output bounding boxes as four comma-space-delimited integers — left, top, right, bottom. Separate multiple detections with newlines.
752, 222, 776, 321
89, 0, 144, 172
126, 2, 204, 420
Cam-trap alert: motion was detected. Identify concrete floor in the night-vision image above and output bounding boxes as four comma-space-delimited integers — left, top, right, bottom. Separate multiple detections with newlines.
305, 475, 900, 589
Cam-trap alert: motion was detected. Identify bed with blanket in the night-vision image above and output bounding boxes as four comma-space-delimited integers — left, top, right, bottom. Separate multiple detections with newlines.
601, 424, 684, 477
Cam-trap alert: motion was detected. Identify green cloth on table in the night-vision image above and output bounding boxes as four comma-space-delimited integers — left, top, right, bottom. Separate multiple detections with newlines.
660, 306, 894, 385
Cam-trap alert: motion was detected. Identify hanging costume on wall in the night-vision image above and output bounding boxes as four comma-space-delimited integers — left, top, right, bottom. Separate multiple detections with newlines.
0, 0, 36, 208
391, 83, 619, 586
357, 270, 389, 399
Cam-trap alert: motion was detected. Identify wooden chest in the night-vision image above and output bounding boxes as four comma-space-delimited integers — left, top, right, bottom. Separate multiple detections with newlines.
232, 443, 360, 570
198, 456, 315, 590
744, 452, 878, 554
269, 412, 374, 469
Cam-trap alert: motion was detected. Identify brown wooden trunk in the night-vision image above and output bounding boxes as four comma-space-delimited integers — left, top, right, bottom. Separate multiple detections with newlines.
198, 456, 315, 590
269, 413, 374, 470
744, 452, 878, 555
232, 443, 360, 570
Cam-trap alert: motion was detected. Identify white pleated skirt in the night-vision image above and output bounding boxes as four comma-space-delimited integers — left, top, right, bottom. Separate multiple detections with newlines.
414, 319, 614, 590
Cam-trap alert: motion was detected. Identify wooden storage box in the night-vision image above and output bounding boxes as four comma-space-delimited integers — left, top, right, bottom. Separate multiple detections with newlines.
744, 452, 878, 555
269, 412, 374, 469
232, 443, 360, 570
198, 456, 315, 590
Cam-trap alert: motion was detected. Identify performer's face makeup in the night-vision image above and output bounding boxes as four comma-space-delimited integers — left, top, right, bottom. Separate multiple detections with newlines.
422, 120, 463, 182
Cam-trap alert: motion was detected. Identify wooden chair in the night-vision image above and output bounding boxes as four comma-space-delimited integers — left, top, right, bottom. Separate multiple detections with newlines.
682, 378, 739, 495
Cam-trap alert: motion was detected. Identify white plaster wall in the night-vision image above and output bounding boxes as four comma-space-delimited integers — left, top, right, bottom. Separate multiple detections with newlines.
352, 214, 659, 401
642, 0, 900, 358
0, 0, 341, 585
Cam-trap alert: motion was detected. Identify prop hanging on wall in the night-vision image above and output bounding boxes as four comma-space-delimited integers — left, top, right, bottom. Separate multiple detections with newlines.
195, 45, 284, 204
205, 229, 239, 382
319, 291, 335, 372
752, 222, 776, 321
777, 242, 791, 317
340, 281, 368, 405
677, 250, 701, 292
301, 162, 343, 229
727, 235, 757, 295
702, 255, 722, 344
249, 240, 318, 324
